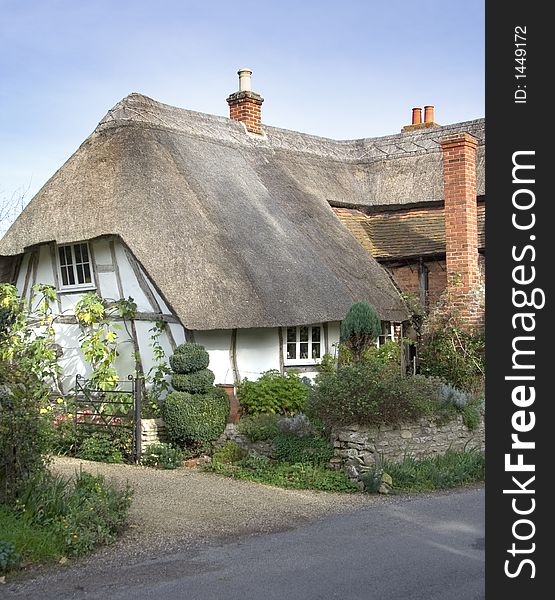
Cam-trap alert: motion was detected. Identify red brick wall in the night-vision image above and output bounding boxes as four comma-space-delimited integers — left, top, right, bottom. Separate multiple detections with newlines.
387, 260, 447, 308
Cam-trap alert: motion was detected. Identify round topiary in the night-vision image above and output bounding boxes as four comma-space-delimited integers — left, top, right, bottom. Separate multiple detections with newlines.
171, 368, 215, 394
162, 388, 230, 449
170, 344, 210, 374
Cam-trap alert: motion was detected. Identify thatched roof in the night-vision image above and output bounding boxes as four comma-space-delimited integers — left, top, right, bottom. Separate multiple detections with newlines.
0, 94, 482, 329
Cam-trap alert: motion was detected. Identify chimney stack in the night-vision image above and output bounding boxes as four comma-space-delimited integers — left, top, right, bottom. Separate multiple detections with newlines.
440, 133, 481, 329
402, 105, 440, 132
227, 68, 264, 135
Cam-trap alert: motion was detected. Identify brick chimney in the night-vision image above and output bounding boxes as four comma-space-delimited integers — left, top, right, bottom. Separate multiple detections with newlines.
226, 68, 264, 135
440, 133, 481, 328
402, 105, 440, 132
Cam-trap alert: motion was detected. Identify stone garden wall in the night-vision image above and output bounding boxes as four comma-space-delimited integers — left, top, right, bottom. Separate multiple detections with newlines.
330, 415, 485, 484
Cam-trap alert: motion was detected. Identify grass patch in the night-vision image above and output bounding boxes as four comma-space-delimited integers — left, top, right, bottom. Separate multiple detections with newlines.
366, 449, 485, 493
0, 470, 133, 574
0, 506, 63, 566
205, 455, 357, 493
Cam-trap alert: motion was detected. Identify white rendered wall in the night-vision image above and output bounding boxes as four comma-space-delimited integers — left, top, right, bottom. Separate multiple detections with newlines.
193, 330, 234, 385
236, 328, 281, 382
327, 321, 341, 359
14, 237, 186, 388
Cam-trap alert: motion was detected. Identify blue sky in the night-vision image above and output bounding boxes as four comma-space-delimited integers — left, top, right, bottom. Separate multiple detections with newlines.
0, 0, 484, 215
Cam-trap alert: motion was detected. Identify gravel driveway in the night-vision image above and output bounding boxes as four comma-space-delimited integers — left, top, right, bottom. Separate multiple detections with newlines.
51, 456, 375, 556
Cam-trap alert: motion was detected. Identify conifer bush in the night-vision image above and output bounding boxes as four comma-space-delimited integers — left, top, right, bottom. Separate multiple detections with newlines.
340, 302, 382, 362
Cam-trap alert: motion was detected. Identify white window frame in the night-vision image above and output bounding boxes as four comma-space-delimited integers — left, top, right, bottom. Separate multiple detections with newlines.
376, 322, 395, 347
283, 324, 323, 366
56, 242, 96, 291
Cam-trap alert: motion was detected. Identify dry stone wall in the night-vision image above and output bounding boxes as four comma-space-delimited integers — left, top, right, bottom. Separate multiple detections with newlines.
330, 415, 484, 485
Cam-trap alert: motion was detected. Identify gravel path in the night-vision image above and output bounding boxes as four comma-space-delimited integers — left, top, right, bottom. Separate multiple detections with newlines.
50, 456, 376, 556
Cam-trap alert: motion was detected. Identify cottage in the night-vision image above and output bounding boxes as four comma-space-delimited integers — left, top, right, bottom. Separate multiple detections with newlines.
0, 69, 484, 392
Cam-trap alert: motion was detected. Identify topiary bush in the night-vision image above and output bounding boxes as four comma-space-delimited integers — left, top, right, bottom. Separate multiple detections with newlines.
162, 388, 229, 451
164, 343, 229, 453
170, 344, 210, 373
237, 370, 308, 415
340, 301, 382, 362
171, 369, 215, 394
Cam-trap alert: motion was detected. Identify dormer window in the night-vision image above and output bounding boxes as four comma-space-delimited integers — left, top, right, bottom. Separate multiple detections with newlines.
57, 243, 95, 290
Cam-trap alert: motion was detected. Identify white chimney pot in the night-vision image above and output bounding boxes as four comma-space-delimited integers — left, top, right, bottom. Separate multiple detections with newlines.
238, 68, 253, 92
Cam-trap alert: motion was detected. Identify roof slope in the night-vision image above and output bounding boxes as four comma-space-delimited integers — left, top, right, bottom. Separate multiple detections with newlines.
334, 205, 485, 260
0, 93, 423, 328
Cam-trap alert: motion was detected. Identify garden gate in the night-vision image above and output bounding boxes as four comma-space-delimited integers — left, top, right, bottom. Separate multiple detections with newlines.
74, 375, 142, 462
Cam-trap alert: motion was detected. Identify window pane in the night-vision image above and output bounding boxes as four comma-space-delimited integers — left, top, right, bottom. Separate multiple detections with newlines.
76, 263, 85, 284
58, 247, 67, 266
300, 326, 308, 342
64, 246, 72, 265
312, 343, 321, 359
67, 265, 75, 286
287, 327, 297, 343
74, 244, 82, 263
79, 244, 89, 262
312, 327, 321, 342
287, 343, 296, 359
60, 266, 69, 286
300, 343, 308, 358
83, 262, 92, 283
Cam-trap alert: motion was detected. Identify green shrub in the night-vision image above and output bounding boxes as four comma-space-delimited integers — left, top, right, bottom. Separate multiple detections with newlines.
237, 370, 308, 415
461, 399, 483, 431
419, 324, 485, 393
340, 301, 382, 362
170, 344, 210, 373
162, 389, 229, 450
14, 470, 133, 558
437, 383, 483, 431
366, 449, 485, 492
307, 362, 444, 428
75, 430, 128, 463
272, 433, 334, 466
0, 540, 20, 573
236, 413, 281, 442
205, 457, 357, 492
171, 369, 215, 393
212, 441, 246, 464
141, 443, 183, 469
0, 368, 51, 504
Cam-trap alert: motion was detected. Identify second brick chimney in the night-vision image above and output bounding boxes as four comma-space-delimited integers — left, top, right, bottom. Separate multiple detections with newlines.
226, 68, 264, 135
440, 132, 481, 328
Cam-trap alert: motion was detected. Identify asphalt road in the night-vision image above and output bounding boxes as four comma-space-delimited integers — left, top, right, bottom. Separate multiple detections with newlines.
2, 486, 484, 600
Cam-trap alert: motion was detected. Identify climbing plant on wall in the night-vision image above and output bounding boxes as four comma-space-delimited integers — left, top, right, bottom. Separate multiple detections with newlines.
74, 292, 137, 390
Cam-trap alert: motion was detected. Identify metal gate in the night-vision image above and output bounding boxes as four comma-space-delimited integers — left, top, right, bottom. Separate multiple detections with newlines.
74, 375, 142, 462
